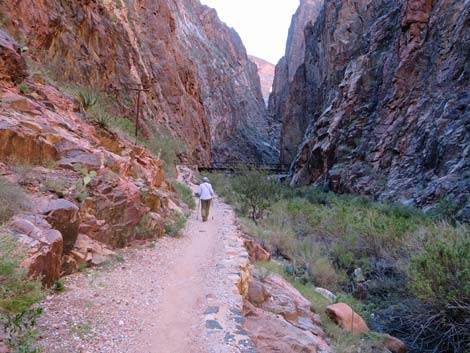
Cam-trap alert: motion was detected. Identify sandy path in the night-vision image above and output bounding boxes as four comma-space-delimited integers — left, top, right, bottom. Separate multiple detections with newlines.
37, 176, 254, 353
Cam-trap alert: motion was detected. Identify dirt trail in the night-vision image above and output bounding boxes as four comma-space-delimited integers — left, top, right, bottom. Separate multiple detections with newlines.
37, 175, 253, 353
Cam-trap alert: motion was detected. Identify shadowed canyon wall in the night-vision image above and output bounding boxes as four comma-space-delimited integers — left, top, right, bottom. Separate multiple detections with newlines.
2, 0, 277, 166
271, 0, 470, 218
269, 0, 324, 166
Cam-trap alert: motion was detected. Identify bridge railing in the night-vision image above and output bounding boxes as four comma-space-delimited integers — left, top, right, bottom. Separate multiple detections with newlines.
198, 162, 290, 173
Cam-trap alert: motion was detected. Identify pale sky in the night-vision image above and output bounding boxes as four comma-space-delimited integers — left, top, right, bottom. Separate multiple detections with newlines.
200, 0, 300, 64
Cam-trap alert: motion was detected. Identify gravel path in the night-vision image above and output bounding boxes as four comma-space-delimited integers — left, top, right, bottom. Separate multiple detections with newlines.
37, 191, 254, 353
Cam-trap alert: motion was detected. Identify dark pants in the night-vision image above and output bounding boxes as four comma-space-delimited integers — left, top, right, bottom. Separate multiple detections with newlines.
201, 199, 211, 221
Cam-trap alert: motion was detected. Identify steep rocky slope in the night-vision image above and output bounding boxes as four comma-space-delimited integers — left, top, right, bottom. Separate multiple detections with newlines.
249, 55, 275, 105
269, 0, 324, 166
273, 0, 470, 218
0, 32, 182, 285
1, 0, 276, 166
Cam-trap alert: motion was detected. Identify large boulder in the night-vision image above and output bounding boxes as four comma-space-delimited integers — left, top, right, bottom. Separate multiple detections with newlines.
33, 197, 80, 254
10, 214, 63, 286
243, 237, 271, 262
244, 270, 330, 353
383, 334, 407, 353
244, 302, 326, 353
0, 31, 27, 84
80, 169, 147, 248
325, 303, 370, 335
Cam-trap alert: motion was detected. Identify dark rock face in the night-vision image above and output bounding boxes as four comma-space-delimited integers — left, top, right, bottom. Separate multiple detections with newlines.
275, 0, 470, 214
269, 0, 324, 166
2, 0, 275, 166
0, 31, 27, 85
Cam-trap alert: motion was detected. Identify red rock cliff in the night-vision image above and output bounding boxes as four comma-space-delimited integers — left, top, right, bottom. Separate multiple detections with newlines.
1, 0, 276, 166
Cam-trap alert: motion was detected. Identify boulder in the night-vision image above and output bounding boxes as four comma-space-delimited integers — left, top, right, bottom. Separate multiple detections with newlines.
383, 334, 407, 353
314, 287, 337, 303
10, 214, 63, 286
0, 31, 28, 84
243, 237, 271, 262
33, 197, 80, 254
244, 307, 324, 353
245, 270, 330, 353
325, 303, 370, 335
247, 279, 270, 305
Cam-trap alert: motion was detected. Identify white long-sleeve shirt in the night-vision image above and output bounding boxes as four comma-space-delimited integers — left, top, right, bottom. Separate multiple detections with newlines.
198, 182, 214, 200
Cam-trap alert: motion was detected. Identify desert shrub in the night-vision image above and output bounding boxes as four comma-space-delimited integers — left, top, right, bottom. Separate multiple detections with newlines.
231, 167, 279, 222
76, 88, 99, 111
110, 116, 134, 137
164, 212, 187, 237
144, 129, 184, 177
17, 82, 30, 95
407, 223, 470, 352
410, 223, 470, 307
428, 197, 461, 223
0, 177, 27, 225
174, 182, 196, 210
0, 234, 45, 352
202, 172, 239, 206
73, 164, 97, 202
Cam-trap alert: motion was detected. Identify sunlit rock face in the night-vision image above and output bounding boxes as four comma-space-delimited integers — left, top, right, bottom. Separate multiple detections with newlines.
269, 0, 324, 166
249, 55, 275, 106
2, 0, 277, 166
273, 0, 470, 218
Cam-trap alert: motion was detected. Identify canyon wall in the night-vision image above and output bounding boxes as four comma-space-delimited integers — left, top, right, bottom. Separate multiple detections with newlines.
273, 0, 470, 218
249, 55, 275, 105
1, 0, 276, 166
269, 0, 324, 166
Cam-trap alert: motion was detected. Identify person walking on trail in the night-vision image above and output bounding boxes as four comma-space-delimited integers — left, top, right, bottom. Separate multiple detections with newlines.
198, 177, 214, 222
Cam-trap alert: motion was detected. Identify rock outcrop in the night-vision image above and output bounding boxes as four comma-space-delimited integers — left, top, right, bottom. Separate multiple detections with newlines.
249, 55, 275, 105
272, 0, 470, 217
243, 268, 330, 353
325, 303, 370, 335
1, 0, 276, 166
0, 32, 180, 284
269, 0, 324, 166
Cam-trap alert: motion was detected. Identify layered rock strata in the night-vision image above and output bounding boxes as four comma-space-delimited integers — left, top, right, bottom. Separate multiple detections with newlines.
273, 0, 470, 217
1, 0, 276, 166
0, 33, 181, 285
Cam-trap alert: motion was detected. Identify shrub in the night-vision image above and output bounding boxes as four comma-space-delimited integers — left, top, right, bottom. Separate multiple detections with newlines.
231, 167, 278, 222
164, 212, 187, 237
409, 223, 470, 307
76, 88, 99, 111
0, 177, 27, 225
0, 234, 45, 352
17, 83, 30, 95
144, 129, 184, 177
73, 164, 97, 202
174, 182, 196, 210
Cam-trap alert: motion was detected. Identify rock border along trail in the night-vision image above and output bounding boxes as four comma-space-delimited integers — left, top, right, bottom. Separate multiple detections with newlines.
37, 170, 254, 353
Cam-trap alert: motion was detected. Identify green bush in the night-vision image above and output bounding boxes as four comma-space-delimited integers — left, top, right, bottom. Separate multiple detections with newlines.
409, 223, 470, 307
76, 88, 99, 111
174, 182, 196, 210
0, 177, 27, 225
231, 167, 278, 222
0, 234, 45, 352
164, 212, 187, 237
145, 129, 185, 178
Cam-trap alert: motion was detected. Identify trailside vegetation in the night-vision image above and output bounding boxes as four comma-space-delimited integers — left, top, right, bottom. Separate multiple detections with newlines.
207, 169, 470, 353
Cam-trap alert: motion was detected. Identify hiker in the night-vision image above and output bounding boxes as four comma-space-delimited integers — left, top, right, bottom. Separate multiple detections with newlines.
197, 177, 214, 222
